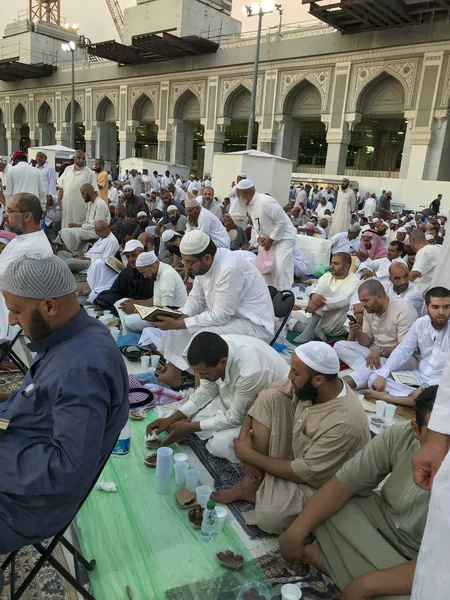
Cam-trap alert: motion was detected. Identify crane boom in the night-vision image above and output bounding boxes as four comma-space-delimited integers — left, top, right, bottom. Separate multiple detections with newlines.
104, 0, 125, 43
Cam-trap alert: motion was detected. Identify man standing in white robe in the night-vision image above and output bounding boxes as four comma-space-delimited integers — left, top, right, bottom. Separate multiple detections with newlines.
155, 230, 275, 388
328, 177, 356, 238
411, 353, 450, 600
57, 150, 98, 229
235, 179, 296, 291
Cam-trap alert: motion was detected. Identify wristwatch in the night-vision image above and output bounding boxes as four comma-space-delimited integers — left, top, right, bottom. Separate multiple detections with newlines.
380, 347, 388, 358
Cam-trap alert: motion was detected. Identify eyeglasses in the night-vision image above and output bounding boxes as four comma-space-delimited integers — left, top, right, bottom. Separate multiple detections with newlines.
183, 258, 200, 269
6, 208, 27, 214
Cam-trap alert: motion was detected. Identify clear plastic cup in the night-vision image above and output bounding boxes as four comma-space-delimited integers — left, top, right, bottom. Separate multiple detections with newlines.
156, 476, 170, 494
103, 310, 112, 317
281, 583, 302, 599
215, 506, 227, 533
237, 583, 272, 600
174, 461, 189, 485
173, 452, 188, 464
156, 447, 173, 470
196, 485, 212, 508
375, 400, 387, 419
185, 469, 200, 492
150, 355, 160, 369
148, 367, 156, 377
385, 404, 397, 423
140, 355, 150, 370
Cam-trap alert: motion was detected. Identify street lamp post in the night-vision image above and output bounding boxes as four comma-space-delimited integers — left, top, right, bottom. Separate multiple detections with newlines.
62, 39, 77, 149
243, 1, 281, 151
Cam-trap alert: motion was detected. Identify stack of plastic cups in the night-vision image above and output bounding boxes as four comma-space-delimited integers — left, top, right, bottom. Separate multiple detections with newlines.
140, 355, 150, 370
173, 453, 189, 485
185, 469, 200, 492
215, 506, 228, 534
156, 447, 173, 494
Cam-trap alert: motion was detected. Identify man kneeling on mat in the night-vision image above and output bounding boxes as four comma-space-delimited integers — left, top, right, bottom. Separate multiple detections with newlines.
279, 386, 436, 600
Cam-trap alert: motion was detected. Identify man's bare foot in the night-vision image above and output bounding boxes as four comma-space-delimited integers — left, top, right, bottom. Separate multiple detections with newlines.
157, 369, 182, 389
211, 476, 260, 505
342, 374, 356, 389
302, 544, 330, 575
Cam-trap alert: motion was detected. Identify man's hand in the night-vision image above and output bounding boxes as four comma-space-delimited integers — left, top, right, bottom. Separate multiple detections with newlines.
360, 268, 376, 280
349, 319, 361, 333
341, 576, 372, 600
154, 315, 186, 331
233, 430, 255, 462
412, 430, 450, 491
147, 418, 172, 436
257, 236, 266, 247
241, 462, 262, 483
120, 299, 136, 315
163, 420, 199, 446
68, 222, 81, 228
371, 375, 386, 392
310, 294, 326, 308
407, 387, 423, 403
264, 238, 273, 251
365, 348, 381, 369
279, 528, 306, 564
356, 250, 368, 262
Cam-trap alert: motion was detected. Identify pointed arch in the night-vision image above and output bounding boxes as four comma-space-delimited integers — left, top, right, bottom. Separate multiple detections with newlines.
37, 101, 53, 124
13, 102, 27, 125
65, 100, 82, 123
281, 75, 325, 114
96, 96, 116, 123
0, 108, 4, 125
173, 89, 201, 120
283, 80, 322, 118
132, 93, 156, 122
223, 84, 252, 120
355, 70, 407, 114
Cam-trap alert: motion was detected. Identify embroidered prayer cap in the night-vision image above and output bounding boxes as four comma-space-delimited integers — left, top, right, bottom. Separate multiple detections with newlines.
37, 149, 47, 157
294, 341, 340, 375
136, 251, 158, 267
397, 227, 407, 233
123, 184, 133, 190
185, 197, 199, 208
161, 230, 180, 243
238, 173, 247, 178
137, 211, 148, 218
342, 176, 350, 182
167, 205, 178, 212
121, 240, 144, 254
236, 178, 254, 190
0, 253, 76, 299
180, 230, 210, 255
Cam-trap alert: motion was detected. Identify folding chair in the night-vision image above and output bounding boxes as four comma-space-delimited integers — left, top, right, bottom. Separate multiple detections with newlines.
1, 439, 118, 599
270, 289, 295, 346
0, 329, 28, 375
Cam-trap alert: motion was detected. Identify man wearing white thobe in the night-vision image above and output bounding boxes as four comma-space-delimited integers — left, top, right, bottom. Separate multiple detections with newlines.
155, 230, 275, 388
128, 169, 143, 196
149, 171, 161, 193
161, 170, 173, 189
200, 186, 223, 220
58, 220, 118, 273
57, 150, 98, 229
328, 177, 357, 237
236, 179, 296, 291
330, 226, 361, 255
409, 229, 441, 292
315, 197, 334, 218
149, 333, 289, 462
6, 153, 46, 211
384, 262, 424, 317
55, 184, 110, 253
185, 198, 230, 248
36, 150, 57, 204
411, 354, 450, 600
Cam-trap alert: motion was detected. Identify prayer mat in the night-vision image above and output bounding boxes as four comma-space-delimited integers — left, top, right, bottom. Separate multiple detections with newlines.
0, 544, 79, 600
181, 433, 271, 540
164, 549, 340, 600
286, 330, 347, 346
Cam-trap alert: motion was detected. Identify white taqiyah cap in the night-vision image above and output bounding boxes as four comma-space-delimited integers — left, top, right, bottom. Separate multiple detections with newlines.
342, 176, 350, 182
161, 229, 180, 243
167, 205, 178, 212
236, 178, 254, 190
426, 234, 434, 241
180, 230, 210, 255
121, 240, 144, 254
238, 172, 247, 178
137, 211, 148, 218
397, 226, 407, 233
136, 251, 158, 267
185, 197, 199, 208
123, 184, 133, 190
391, 219, 399, 224
37, 149, 47, 157
372, 217, 380, 222
361, 224, 371, 232
294, 341, 340, 375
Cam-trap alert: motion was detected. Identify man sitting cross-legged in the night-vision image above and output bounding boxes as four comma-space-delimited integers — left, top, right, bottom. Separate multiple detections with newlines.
291, 252, 360, 343
279, 386, 436, 600
211, 342, 370, 534
335, 279, 416, 390
148, 332, 289, 463
58, 220, 119, 274
363, 286, 450, 406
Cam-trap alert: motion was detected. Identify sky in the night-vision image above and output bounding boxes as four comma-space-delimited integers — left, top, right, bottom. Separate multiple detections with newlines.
0, 0, 315, 43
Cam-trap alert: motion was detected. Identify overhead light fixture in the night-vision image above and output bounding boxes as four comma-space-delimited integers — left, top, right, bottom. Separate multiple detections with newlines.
251, 2, 261, 13
397, 131, 405, 135
243, 1, 280, 16
262, 0, 275, 13
242, 4, 250, 15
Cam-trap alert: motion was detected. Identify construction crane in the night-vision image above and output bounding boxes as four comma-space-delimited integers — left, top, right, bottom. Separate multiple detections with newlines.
29, 0, 61, 25
105, 0, 125, 43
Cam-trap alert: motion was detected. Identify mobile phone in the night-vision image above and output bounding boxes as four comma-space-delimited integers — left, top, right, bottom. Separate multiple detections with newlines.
347, 314, 357, 323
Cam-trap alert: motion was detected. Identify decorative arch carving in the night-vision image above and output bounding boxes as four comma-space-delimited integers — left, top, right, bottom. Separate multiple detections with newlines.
131, 92, 156, 122
65, 99, 83, 123
94, 90, 118, 114
349, 61, 416, 112
37, 100, 53, 124
63, 93, 84, 122
96, 95, 116, 122
172, 83, 204, 118
220, 77, 262, 117
278, 71, 329, 113
173, 88, 202, 120
223, 84, 251, 119
13, 102, 27, 124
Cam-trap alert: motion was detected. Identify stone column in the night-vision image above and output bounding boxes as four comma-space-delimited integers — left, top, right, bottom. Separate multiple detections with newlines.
119, 120, 138, 160
325, 128, 351, 175
324, 63, 352, 175
170, 118, 194, 168
38, 123, 56, 146
0, 124, 7, 155
422, 111, 450, 181
7, 125, 21, 154
55, 123, 71, 148
203, 133, 224, 175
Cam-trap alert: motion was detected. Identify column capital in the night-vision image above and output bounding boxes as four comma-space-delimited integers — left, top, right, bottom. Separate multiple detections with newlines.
344, 112, 362, 131
326, 128, 351, 145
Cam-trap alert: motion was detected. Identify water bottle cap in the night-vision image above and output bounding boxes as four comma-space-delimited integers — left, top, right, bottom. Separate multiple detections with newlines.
206, 500, 215, 510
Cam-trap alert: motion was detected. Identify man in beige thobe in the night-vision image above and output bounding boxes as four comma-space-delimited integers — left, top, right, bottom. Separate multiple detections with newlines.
57, 150, 98, 228
212, 341, 370, 534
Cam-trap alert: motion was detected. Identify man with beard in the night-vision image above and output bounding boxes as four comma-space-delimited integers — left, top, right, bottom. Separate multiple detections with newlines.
54, 184, 110, 253
328, 177, 357, 237
185, 197, 230, 248
201, 186, 222, 220
164, 205, 187, 234
160, 190, 185, 226
0, 254, 128, 566
160, 229, 182, 269
211, 342, 370, 534
167, 182, 187, 206
93, 158, 108, 203
131, 211, 150, 239
118, 184, 149, 242
384, 261, 424, 316
363, 287, 450, 406
57, 150, 98, 229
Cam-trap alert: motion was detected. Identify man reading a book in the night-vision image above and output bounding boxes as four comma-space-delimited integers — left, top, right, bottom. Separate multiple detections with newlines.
362, 286, 450, 405
154, 230, 275, 388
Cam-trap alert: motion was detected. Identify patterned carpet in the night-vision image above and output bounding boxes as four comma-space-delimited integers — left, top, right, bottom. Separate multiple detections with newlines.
0, 545, 78, 600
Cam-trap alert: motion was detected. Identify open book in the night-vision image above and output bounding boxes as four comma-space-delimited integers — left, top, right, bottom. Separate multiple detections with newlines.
134, 304, 182, 322
105, 256, 124, 273
391, 372, 421, 388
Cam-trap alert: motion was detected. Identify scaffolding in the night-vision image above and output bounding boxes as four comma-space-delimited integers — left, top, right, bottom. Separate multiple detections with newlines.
29, 0, 61, 25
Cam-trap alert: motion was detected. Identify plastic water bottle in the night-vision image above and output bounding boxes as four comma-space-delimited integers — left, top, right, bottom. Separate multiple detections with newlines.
112, 421, 131, 457
201, 500, 217, 542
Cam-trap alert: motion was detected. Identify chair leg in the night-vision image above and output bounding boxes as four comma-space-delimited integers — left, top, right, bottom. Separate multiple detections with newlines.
60, 536, 96, 571
33, 544, 96, 600
1, 550, 17, 596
